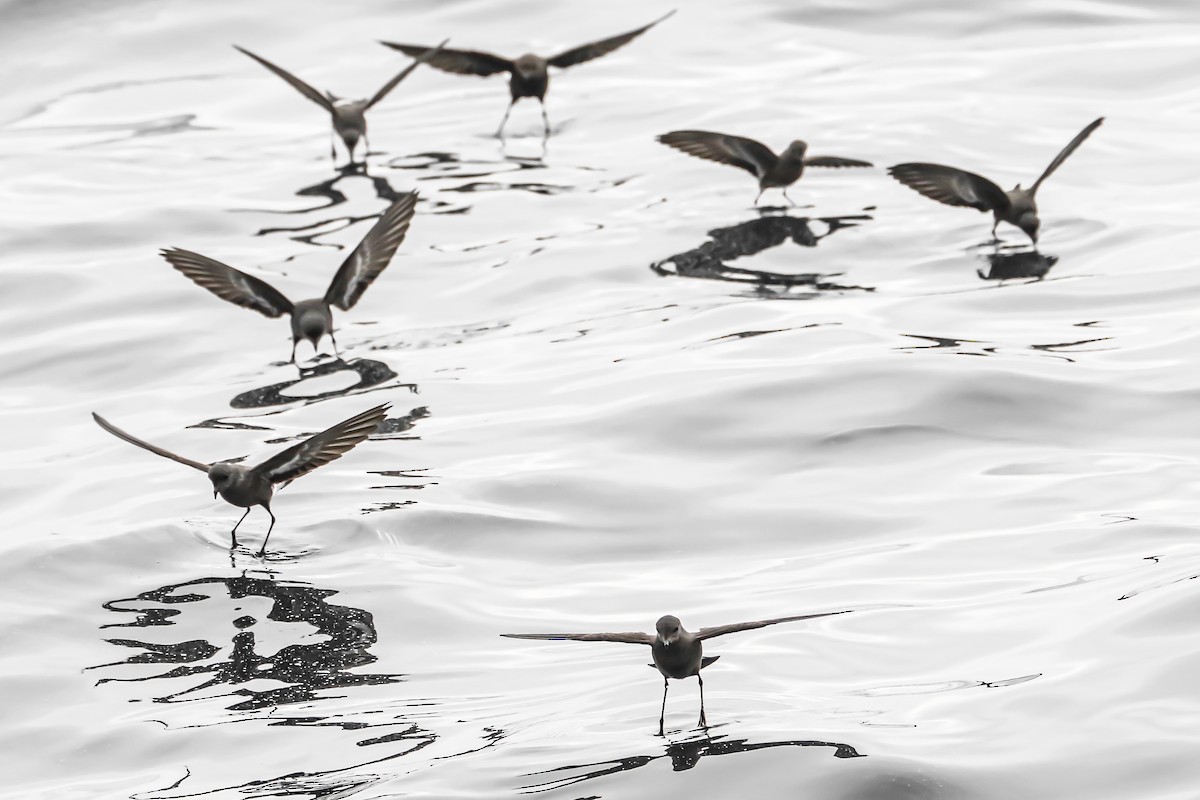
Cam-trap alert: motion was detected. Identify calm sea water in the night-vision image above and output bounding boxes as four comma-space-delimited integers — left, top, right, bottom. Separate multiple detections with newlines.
2, 0, 1199, 797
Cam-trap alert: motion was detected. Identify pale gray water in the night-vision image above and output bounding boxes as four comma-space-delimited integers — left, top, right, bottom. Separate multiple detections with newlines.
2, 0, 1199, 798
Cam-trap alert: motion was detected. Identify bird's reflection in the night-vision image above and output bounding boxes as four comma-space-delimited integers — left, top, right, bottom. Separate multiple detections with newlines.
248, 164, 409, 247
520, 730, 863, 793
652, 213, 874, 291
383, 149, 627, 202
257, 163, 408, 221
229, 356, 405, 409
977, 248, 1058, 282
91, 575, 403, 712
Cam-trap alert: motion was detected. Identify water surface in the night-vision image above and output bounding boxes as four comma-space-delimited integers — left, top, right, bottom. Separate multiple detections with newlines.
2, 0, 1199, 798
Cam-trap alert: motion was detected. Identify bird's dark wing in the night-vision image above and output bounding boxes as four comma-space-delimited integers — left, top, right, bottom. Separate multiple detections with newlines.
695, 610, 851, 641
233, 45, 334, 112
254, 404, 390, 486
161, 248, 293, 318
92, 413, 210, 473
501, 631, 654, 645
367, 39, 450, 109
657, 130, 776, 179
888, 163, 1010, 213
547, 10, 676, 68
379, 42, 513, 76
324, 192, 418, 311
1031, 116, 1104, 194
804, 155, 873, 168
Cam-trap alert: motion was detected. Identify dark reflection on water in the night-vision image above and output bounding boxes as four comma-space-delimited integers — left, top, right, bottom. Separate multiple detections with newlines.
91, 576, 403, 712
899, 331, 1111, 362
520, 730, 864, 793
652, 213, 874, 291
977, 249, 1058, 282
92, 576, 443, 797
384, 148, 625, 199
388, 150, 557, 177
229, 357, 404, 409
234, 163, 406, 221
135, 731, 435, 800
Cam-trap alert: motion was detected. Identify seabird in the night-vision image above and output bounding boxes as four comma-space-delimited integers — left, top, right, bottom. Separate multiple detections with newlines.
91, 403, 389, 555
657, 130, 873, 205
160, 192, 417, 363
503, 611, 850, 735
381, 11, 675, 137
234, 41, 448, 164
888, 117, 1104, 243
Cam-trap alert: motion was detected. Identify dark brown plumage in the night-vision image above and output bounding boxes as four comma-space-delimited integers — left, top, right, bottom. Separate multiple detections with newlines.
161, 192, 418, 363
381, 11, 675, 137
657, 130, 873, 205
92, 404, 390, 555
234, 42, 447, 164
888, 117, 1104, 243
503, 610, 850, 735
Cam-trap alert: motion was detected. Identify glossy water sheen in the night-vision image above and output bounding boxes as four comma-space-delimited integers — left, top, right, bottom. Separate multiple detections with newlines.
2, 0, 1198, 797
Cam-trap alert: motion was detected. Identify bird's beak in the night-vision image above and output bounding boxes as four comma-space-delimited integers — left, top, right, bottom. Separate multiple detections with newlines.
213, 490, 218, 499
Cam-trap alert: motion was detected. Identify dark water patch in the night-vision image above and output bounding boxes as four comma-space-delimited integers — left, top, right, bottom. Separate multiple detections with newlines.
652, 213, 875, 291
520, 731, 864, 793
977, 249, 1059, 282
229, 357, 404, 409
92, 576, 403, 711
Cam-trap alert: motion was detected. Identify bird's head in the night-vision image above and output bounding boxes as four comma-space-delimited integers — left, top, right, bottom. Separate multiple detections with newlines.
208, 464, 234, 499
656, 615, 683, 646
299, 310, 327, 345
1017, 211, 1040, 244
514, 54, 543, 79
781, 140, 808, 161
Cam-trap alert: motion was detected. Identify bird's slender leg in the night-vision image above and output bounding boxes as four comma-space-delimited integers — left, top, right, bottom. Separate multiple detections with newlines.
697, 673, 709, 729
329, 330, 341, 360
496, 99, 516, 138
330, 128, 338, 164
658, 676, 669, 737
754, 189, 764, 206
782, 188, 796, 207
290, 338, 299, 365
539, 99, 550, 138
256, 506, 277, 557
990, 219, 1000, 242
230, 508, 251, 549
